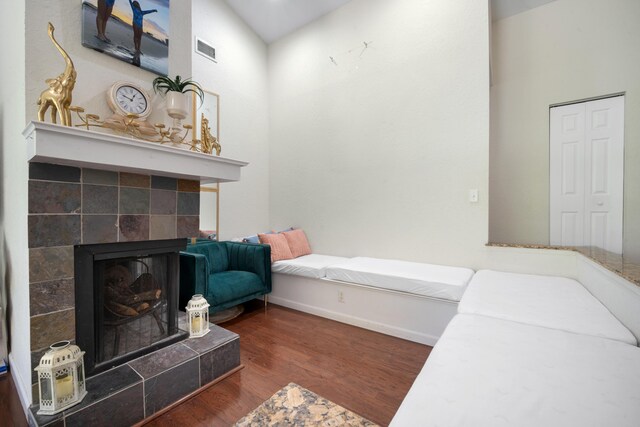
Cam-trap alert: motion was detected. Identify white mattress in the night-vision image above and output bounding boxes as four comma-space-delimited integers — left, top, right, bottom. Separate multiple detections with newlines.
391, 314, 640, 427
325, 257, 474, 302
271, 254, 350, 279
458, 270, 637, 345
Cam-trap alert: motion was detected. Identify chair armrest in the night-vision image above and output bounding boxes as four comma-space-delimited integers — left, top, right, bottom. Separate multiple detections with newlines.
224, 242, 272, 292
179, 251, 209, 307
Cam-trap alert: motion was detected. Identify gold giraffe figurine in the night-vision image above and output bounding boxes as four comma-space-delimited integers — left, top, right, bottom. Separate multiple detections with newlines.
37, 22, 77, 127
200, 113, 221, 156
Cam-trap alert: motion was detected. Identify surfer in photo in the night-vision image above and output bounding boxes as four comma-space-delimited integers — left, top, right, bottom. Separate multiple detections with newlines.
96, 0, 115, 42
128, 0, 158, 55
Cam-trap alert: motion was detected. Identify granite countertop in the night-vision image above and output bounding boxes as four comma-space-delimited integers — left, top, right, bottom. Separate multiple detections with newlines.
487, 243, 640, 287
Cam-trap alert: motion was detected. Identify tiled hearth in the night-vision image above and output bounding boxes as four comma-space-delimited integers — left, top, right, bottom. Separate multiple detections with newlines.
28, 162, 200, 394
29, 320, 241, 427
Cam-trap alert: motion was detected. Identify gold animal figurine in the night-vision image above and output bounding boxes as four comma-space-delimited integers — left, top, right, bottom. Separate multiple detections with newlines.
37, 22, 77, 127
200, 113, 221, 156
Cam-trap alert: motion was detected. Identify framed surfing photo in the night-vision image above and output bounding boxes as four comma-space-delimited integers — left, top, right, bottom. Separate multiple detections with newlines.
81, 0, 170, 75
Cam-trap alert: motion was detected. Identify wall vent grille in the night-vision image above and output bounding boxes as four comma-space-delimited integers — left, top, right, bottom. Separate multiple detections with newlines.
195, 37, 216, 62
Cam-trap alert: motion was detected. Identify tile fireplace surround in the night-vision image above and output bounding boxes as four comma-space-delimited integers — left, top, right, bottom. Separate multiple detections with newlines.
23, 123, 248, 425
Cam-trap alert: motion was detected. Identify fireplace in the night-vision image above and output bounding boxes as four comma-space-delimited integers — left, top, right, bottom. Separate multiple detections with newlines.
74, 239, 188, 376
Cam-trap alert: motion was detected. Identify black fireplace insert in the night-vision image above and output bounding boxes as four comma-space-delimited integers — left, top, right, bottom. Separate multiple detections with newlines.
75, 239, 188, 376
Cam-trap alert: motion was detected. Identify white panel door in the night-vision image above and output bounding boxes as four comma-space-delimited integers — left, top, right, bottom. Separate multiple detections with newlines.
550, 96, 624, 253
550, 102, 586, 246
584, 96, 624, 253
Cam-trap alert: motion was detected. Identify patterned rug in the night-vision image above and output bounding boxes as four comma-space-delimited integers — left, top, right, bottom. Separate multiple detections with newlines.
234, 383, 380, 427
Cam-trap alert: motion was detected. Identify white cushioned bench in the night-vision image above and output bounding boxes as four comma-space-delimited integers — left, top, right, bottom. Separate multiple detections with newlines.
271, 254, 350, 279
458, 269, 636, 345
391, 314, 640, 427
325, 257, 475, 302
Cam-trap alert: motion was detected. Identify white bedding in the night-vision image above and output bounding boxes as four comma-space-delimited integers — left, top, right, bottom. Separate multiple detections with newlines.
325, 257, 474, 302
391, 314, 640, 427
458, 270, 637, 345
271, 254, 350, 279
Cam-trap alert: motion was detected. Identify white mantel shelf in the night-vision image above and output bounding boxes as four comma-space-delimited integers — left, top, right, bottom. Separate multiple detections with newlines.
23, 121, 248, 184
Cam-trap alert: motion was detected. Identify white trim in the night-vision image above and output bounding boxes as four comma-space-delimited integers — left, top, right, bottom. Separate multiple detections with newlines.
270, 273, 458, 346
23, 121, 247, 184
8, 353, 31, 417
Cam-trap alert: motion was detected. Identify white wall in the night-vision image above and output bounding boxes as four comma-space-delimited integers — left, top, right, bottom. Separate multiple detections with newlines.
489, 0, 640, 261
191, 0, 270, 240
0, 0, 30, 411
25, 1, 192, 125
268, 0, 490, 268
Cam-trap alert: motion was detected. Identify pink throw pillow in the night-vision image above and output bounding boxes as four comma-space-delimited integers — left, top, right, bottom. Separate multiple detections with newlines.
282, 229, 312, 258
258, 233, 293, 262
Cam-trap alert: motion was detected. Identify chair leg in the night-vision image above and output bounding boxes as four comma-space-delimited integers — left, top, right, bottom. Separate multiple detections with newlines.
264, 294, 268, 309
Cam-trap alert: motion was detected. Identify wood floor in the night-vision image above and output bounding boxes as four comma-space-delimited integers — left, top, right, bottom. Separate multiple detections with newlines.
148, 302, 431, 426
0, 370, 28, 427
1, 302, 431, 427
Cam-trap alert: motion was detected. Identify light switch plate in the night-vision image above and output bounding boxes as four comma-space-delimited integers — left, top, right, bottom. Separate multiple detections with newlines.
469, 189, 479, 203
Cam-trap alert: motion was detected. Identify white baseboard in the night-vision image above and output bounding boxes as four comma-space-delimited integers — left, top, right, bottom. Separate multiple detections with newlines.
270, 274, 458, 346
8, 352, 31, 417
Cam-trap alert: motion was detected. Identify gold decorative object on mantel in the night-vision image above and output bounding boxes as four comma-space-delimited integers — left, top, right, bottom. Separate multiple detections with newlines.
37, 22, 77, 127
70, 107, 195, 147
199, 114, 221, 155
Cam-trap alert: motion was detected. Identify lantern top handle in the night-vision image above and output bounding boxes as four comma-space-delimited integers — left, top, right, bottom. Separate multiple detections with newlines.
50, 341, 71, 350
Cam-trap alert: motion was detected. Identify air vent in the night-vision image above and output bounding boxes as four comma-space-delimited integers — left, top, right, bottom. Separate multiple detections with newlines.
195, 37, 217, 62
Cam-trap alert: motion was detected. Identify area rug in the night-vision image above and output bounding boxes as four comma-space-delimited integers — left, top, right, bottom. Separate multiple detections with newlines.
210, 304, 244, 324
234, 383, 380, 427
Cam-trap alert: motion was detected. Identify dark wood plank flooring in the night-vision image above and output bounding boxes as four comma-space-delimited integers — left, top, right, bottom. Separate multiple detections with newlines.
0, 302, 431, 426
0, 370, 28, 427
147, 302, 431, 426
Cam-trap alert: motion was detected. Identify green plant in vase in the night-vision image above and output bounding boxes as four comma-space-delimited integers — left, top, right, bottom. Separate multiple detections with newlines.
152, 75, 204, 131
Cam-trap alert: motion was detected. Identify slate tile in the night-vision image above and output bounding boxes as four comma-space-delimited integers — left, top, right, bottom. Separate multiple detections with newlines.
28, 406, 64, 427
149, 215, 176, 240
119, 187, 150, 214
177, 216, 199, 238
29, 215, 80, 248
177, 192, 199, 215
29, 181, 81, 214
30, 309, 75, 351
118, 215, 149, 241
82, 184, 118, 214
63, 364, 143, 417
82, 169, 118, 185
151, 176, 177, 190
143, 358, 199, 416
128, 343, 197, 379
29, 246, 74, 283
200, 338, 240, 385
177, 179, 200, 192
30, 278, 74, 316
150, 189, 176, 215
64, 383, 144, 427
120, 173, 150, 188
181, 324, 238, 355
29, 163, 80, 182
82, 215, 118, 244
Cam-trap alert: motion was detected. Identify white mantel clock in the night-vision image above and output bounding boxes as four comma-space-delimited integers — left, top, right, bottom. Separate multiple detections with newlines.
104, 81, 156, 135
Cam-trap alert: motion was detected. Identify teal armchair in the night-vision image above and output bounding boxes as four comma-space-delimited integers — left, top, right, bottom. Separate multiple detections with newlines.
179, 241, 271, 313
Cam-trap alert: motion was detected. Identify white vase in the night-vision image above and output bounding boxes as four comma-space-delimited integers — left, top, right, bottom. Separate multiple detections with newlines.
165, 92, 188, 120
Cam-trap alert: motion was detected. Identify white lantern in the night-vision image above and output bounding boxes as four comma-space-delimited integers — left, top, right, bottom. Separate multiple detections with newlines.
186, 294, 210, 337
35, 341, 87, 415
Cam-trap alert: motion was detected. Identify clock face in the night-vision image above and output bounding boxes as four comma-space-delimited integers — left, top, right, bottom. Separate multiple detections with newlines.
107, 82, 152, 118
115, 85, 148, 115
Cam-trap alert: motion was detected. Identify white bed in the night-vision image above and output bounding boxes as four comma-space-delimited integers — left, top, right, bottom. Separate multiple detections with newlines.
271, 254, 350, 279
391, 314, 640, 427
325, 257, 474, 302
458, 270, 637, 345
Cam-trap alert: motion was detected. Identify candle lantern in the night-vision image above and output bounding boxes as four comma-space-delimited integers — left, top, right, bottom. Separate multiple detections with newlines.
186, 294, 210, 337
35, 341, 87, 415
